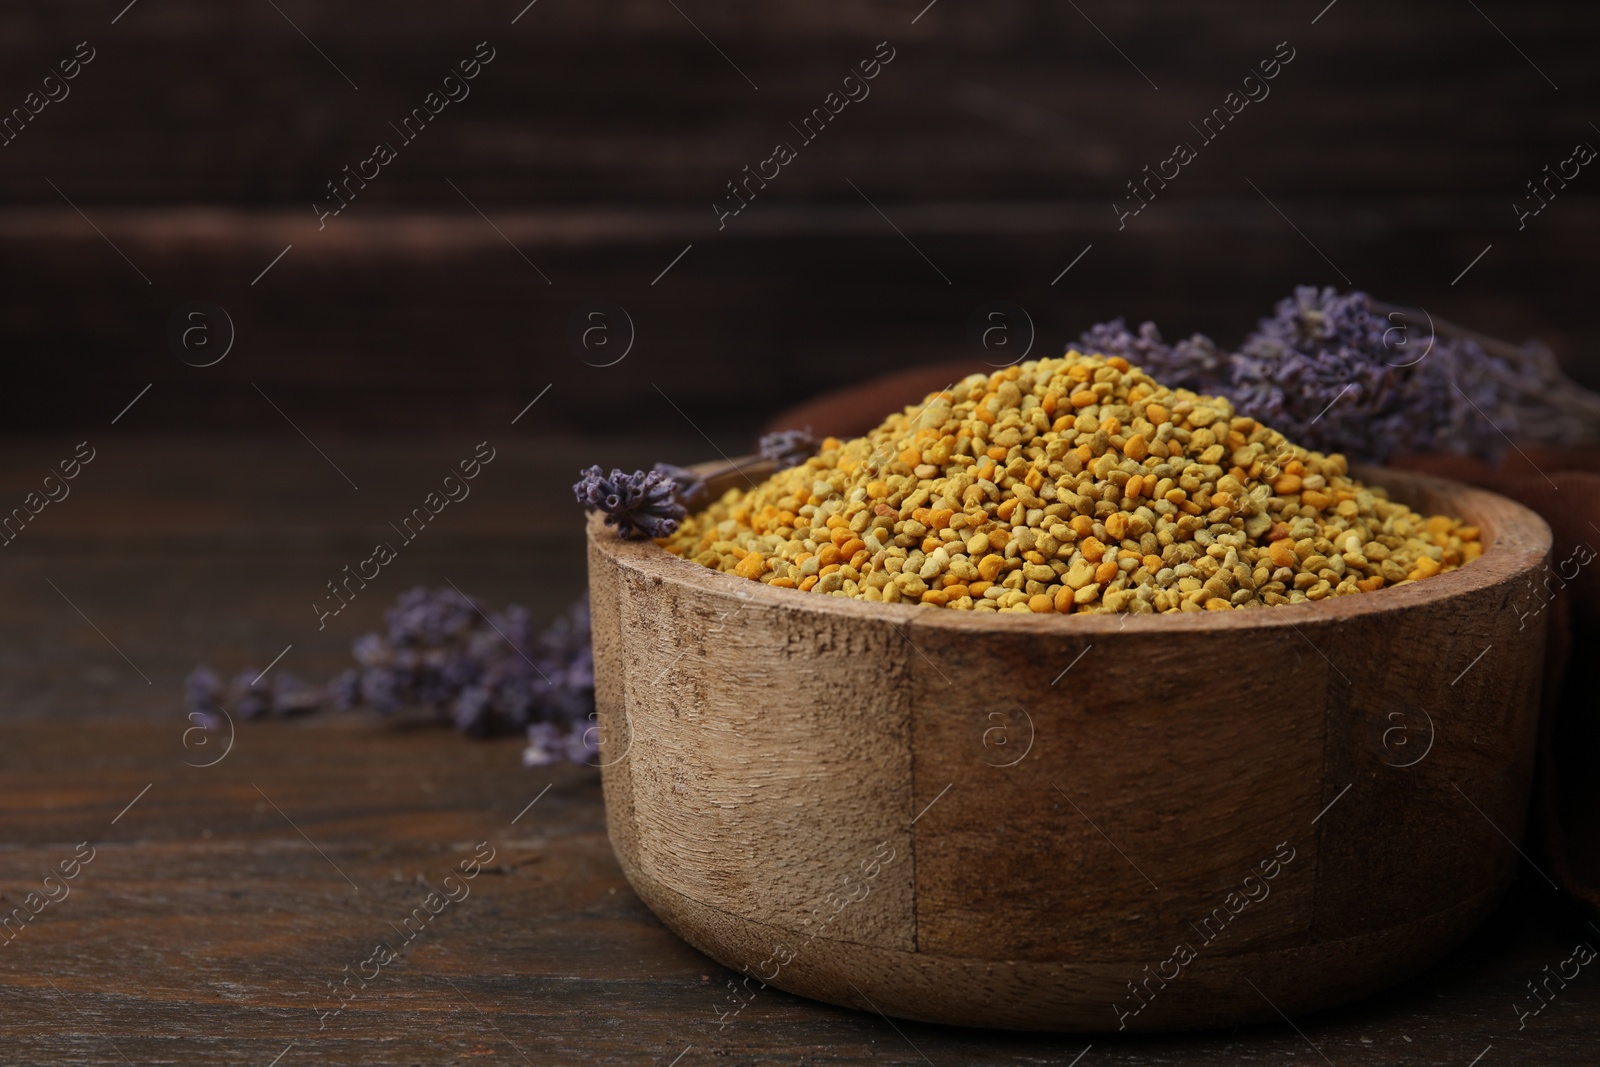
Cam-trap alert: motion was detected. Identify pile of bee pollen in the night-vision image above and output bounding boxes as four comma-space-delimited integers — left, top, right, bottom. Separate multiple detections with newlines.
662, 353, 1482, 614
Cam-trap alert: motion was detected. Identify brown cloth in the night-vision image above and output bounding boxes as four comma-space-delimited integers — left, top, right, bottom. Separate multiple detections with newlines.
767, 363, 1600, 917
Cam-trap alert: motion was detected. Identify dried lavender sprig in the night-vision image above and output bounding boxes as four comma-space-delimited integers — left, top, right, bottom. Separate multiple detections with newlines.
1230, 286, 1508, 462
1080, 286, 1600, 463
574, 466, 686, 540
183, 590, 598, 763
348, 587, 590, 739
184, 665, 327, 721
1372, 301, 1600, 447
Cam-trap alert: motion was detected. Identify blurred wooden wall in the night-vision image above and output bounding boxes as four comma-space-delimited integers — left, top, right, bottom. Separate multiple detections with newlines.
2, 0, 1596, 439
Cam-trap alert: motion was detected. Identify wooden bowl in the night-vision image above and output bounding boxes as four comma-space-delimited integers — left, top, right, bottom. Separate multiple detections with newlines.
586, 466, 1550, 1031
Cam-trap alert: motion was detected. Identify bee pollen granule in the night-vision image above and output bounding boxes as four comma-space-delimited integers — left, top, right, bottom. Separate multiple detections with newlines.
662, 352, 1482, 614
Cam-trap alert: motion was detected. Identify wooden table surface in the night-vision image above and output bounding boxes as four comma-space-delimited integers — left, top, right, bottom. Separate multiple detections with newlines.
2, 435, 1596, 1065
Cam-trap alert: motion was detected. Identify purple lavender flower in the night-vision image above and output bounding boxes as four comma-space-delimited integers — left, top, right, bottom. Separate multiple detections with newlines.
358, 658, 402, 713
759, 428, 819, 471
564, 719, 601, 763
185, 663, 327, 722
1170, 333, 1231, 393
574, 466, 686, 540
1230, 286, 1513, 462
1079, 317, 1167, 367
182, 666, 227, 732
535, 599, 592, 695
328, 669, 361, 710
386, 585, 481, 647
184, 665, 222, 715
327, 589, 597, 753
351, 633, 388, 669
452, 685, 495, 737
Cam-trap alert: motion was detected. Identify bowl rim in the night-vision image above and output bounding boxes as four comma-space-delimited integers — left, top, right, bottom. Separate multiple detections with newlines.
588, 465, 1552, 636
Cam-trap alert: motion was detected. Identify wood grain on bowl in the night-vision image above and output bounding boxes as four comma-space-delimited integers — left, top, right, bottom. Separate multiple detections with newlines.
586, 466, 1551, 1031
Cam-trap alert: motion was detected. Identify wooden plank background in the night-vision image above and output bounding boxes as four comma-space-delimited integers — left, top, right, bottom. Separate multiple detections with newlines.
1, 0, 1597, 438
